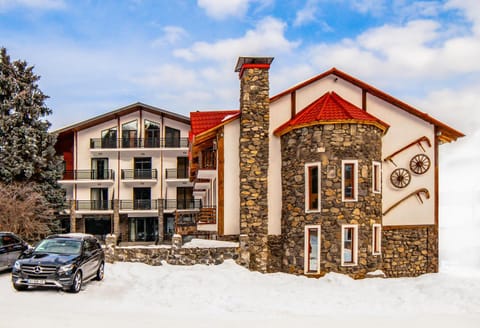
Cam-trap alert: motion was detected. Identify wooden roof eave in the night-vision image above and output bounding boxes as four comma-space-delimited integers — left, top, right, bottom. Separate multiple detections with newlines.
269, 68, 464, 142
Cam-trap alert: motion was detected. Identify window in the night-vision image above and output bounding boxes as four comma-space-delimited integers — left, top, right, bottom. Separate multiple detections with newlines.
372, 161, 381, 194
372, 224, 382, 255
304, 225, 321, 274
341, 225, 358, 266
342, 160, 358, 202
305, 163, 321, 212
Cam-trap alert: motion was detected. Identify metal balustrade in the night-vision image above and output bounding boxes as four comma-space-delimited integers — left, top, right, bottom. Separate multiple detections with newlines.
89, 137, 189, 149
165, 169, 189, 179
121, 169, 158, 180
61, 169, 115, 180
119, 199, 158, 210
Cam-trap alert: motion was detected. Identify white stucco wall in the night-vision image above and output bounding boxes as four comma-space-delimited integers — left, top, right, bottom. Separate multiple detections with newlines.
367, 95, 435, 226
223, 120, 240, 235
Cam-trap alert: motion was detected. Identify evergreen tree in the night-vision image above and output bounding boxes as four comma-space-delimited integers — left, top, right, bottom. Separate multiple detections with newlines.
0, 47, 64, 208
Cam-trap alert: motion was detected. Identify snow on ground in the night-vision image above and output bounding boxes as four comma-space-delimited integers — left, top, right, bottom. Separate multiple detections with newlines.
1, 260, 479, 328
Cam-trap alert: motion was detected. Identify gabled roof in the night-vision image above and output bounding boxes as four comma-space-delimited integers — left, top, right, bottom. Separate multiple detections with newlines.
54, 102, 190, 136
274, 91, 389, 136
190, 110, 240, 141
270, 68, 464, 143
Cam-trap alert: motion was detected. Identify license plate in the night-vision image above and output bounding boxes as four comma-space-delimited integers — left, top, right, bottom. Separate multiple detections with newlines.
28, 279, 45, 285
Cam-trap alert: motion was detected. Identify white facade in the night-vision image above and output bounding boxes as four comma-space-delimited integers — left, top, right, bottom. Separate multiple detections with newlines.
57, 103, 193, 242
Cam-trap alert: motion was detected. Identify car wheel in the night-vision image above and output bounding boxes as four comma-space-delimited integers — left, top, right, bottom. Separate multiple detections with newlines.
68, 271, 83, 293
13, 283, 27, 291
95, 261, 104, 281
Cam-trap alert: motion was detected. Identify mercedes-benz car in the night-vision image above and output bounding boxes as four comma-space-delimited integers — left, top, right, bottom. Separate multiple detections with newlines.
11, 233, 105, 293
0, 232, 30, 271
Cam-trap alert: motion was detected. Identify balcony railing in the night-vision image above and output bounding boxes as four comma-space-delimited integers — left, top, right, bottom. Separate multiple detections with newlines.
62, 169, 115, 181
121, 169, 158, 180
75, 200, 112, 211
90, 137, 189, 149
165, 168, 189, 179
163, 199, 202, 210
119, 199, 158, 210
197, 206, 216, 224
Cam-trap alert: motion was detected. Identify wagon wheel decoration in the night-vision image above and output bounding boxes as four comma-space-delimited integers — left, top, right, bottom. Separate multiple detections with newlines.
390, 168, 411, 188
410, 154, 431, 175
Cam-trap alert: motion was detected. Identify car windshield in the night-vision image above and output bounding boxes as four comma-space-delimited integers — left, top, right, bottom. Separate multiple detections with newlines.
34, 239, 82, 255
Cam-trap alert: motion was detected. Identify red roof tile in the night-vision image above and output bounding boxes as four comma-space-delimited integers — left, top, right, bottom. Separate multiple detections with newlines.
190, 110, 240, 138
274, 91, 389, 136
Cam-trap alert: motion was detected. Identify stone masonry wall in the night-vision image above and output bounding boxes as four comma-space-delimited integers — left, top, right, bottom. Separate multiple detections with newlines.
105, 234, 238, 266
281, 124, 383, 279
383, 225, 438, 277
239, 65, 270, 272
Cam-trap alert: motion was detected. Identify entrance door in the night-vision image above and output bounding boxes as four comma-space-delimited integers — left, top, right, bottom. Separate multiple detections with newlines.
134, 188, 151, 210
134, 157, 152, 179
129, 217, 158, 242
91, 158, 108, 179
177, 187, 193, 209
85, 216, 111, 240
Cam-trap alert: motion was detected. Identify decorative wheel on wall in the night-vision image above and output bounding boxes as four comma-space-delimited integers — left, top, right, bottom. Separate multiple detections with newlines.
390, 168, 411, 188
410, 154, 431, 175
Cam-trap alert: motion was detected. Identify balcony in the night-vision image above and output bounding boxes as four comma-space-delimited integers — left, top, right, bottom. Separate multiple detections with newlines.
163, 199, 202, 211
75, 200, 113, 211
165, 169, 192, 187
89, 137, 189, 150
119, 199, 158, 211
121, 169, 158, 180
59, 170, 115, 185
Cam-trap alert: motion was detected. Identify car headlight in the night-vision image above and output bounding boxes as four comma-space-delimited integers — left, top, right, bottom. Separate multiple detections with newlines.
58, 263, 75, 274
13, 261, 21, 270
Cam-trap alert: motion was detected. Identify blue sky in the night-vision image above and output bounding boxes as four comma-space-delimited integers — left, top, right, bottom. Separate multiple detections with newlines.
0, 0, 479, 138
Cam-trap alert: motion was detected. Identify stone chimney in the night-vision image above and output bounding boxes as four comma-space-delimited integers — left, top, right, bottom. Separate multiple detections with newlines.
235, 56, 274, 273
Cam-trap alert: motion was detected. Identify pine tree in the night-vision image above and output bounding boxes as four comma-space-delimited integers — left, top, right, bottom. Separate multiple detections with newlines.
0, 47, 64, 208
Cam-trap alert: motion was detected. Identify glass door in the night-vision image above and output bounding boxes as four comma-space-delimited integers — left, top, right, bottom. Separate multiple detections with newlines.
177, 187, 194, 209
91, 158, 108, 179
90, 188, 108, 210
133, 188, 151, 210
134, 157, 152, 179
177, 157, 188, 179
165, 126, 180, 147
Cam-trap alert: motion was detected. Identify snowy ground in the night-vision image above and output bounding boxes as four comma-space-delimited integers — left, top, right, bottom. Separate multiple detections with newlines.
1, 258, 479, 328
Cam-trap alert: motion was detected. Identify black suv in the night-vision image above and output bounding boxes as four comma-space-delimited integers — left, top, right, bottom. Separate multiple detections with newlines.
12, 233, 105, 293
0, 232, 30, 271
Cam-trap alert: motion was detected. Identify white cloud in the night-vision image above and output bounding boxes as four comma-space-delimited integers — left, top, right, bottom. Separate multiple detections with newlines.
151, 26, 188, 47
131, 64, 197, 89
0, 0, 65, 11
351, 0, 386, 16
294, 0, 319, 26
306, 18, 480, 87
197, 0, 251, 19
174, 17, 299, 62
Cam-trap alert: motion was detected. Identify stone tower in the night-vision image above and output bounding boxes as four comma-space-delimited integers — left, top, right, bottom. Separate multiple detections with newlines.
235, 56, 274, 273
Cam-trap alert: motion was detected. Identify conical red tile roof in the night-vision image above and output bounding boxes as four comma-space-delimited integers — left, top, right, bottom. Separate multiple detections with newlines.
274, 91, 389, 136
